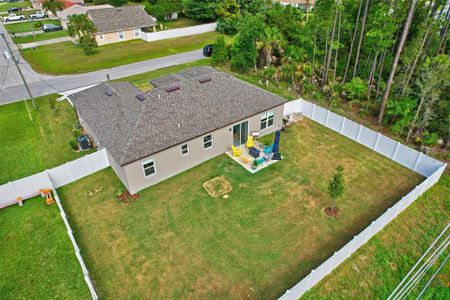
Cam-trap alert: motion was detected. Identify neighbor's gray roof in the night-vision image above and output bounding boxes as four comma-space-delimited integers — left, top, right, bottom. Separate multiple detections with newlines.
71, 67, 287, 166
87, 5, 156, 33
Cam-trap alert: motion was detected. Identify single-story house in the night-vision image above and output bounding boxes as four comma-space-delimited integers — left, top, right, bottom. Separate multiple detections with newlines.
34, 0, 85, 16
274, 0, 315, 11
57, 4, 113, 29
71, 67, 287, 194
87, 5, 157, 46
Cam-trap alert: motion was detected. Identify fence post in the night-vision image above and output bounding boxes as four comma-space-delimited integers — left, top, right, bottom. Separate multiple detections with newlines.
373, 132, 381, 150
67, 162, 76, 182
412, 152, 423, 172
356, 124, 363, 142
339, 117, 346, 134
392, 142, 401, 160
325, 110, 330, 127
311, 103, 316, 120
86, 154, 94, 173
8, 182, 21, 206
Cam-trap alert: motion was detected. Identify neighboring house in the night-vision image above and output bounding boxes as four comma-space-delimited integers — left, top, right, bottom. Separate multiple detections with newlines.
57, 4, 113, 29
87, 6, 157, 46
34, 0, 85, 16
71, 67, 287, 194
274, 0, 315, 11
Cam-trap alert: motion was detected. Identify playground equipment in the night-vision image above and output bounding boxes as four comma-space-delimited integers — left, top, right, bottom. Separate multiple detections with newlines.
40, 189, 55, 205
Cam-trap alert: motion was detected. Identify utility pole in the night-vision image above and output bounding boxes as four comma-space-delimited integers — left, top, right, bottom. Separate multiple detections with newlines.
1, 32, 36, 109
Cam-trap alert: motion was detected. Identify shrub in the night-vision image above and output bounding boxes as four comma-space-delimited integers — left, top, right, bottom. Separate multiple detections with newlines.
211, 35, 228, 66
69, 140, 78, 151
343, 77, 367, 102
217, 18, 238, 35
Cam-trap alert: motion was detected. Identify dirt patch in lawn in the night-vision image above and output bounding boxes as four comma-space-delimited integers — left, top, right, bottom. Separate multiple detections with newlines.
203, 176, 232, 197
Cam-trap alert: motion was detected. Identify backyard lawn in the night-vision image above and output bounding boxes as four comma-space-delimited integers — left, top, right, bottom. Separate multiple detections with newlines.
13, 29, 69, 44
21, 31, 221, 74
0, 95, 93, 184
4, 19, 61, 34
160, 17, 203, 30
0, 198, 90, 299
59, 119, 422, 299
303, 174, 450, 299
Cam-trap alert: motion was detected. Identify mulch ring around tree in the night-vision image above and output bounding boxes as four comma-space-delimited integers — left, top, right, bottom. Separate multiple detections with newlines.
203, 176, 232, 198
324, 206, 341, 218
117, 190, 139, 205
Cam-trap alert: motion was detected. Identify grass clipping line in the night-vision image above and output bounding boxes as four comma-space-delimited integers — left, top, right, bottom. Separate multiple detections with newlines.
203, 176, 232, 197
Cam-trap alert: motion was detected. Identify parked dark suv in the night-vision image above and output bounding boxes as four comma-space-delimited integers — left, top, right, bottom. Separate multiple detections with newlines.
203, 44, 213, 57
7, 7, 22, 13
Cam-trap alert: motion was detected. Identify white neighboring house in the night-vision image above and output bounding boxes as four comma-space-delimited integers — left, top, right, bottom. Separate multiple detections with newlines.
274, 0, 315, 11
57, 4, 113, 29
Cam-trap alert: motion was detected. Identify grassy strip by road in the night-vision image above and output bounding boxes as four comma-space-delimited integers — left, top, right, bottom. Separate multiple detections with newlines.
0, 95, 93, 185
303, 174, 450, 299
5, 19, 60, 33
13, 29, 69, 44
0, 197, 91, 299
0, 1, 31, 12
59, 119, 421, 299
22, 31, 221, 75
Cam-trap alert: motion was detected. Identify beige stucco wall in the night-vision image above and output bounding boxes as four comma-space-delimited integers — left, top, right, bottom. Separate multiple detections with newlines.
95, 28, 143, 46
120, 105, 285, 194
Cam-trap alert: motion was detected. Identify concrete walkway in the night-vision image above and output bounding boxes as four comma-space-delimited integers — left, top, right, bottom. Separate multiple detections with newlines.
13, 30, 44, 37
19, 36, 73, 49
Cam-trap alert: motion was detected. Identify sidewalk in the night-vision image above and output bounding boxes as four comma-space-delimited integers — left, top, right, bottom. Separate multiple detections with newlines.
13, 29, 44, 37
19, 36, 74, 49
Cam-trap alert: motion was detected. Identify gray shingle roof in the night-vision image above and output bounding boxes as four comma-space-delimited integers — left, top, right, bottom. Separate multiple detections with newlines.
71, 67, 287, 166
87, 5, 156, 33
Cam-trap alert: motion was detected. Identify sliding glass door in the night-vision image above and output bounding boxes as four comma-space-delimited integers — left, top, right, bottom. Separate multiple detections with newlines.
233, 121, 248, 146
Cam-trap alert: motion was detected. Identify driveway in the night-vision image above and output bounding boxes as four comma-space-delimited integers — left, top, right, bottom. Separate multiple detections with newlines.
0, 20, 206, 104
19, 36, 74, 49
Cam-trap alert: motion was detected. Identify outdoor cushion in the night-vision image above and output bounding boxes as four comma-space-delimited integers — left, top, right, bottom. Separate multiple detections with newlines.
249, 147, 260, 158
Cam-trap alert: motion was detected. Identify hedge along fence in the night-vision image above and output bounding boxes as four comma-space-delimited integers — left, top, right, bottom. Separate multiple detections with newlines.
0, 149, 110, 209
141, 22, 217, 42
280, 99, 447, 300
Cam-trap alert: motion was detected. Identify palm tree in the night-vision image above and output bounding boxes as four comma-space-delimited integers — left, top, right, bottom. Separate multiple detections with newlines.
68, 14, 97, 54
42, 0, 64, 17
257, 27, 285, 67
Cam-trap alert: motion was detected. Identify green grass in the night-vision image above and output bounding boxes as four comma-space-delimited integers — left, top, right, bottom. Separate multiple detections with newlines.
13, 29, 69, 44
303, 174, 450, 299
0, 1, 31, 12
4, 19, 60, 34
58, 119, 421, 299
0, 197, 91, 299
0, 94, 93, 184
160, 17, 203, 30
22, 31, 221, 75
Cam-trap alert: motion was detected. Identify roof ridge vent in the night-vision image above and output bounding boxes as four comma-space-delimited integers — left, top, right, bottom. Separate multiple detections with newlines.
135, 93, 145, 102
165, 85, 180, 93
198, 78, 212, 84
105, 88, 113, 97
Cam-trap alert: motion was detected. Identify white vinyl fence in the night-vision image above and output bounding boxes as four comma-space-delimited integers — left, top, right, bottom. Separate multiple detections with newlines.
0, 149, 109, 300
0, 148, 110, 208
141, 22, 217, 42
280, 99, 447, 300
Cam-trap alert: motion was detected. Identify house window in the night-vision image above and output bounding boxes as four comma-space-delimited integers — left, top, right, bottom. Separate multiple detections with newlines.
134, 28, 140, 37
181, 144, 189, 155
98, 32, 104, 40
118, 31, 125, 40
142, 159, 156, 177
260, 110, 274, 130
203, 134, 213, 149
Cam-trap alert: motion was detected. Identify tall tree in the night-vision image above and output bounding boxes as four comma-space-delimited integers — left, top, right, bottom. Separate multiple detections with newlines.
42, 0, 64, 17
184, 0, 218, 21
378, 0, 418, 125
68, 14, 97, 55
352, 0, 369, 79
343, 0, 363, 83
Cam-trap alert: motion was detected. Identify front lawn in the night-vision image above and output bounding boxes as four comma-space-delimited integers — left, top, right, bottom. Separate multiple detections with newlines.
4, 19, 61, 34
0, 1, 31, 12
59, 119, 422, 299
13, 29, 69, 44
0, 95, 93, 184
303, 174, 450, 299
21, 31, 221, 75
0, 198, 90, 299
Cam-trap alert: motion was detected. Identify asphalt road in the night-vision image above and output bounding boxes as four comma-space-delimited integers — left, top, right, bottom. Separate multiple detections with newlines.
0, 21, 206, 104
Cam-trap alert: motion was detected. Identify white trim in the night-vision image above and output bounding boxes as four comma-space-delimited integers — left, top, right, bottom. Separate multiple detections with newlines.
181, 143, 189, 156
134, 28, 141, 37
118, 31, 125, 40
260, 110, 275, 130
203, 134, 213, 149
98, 32, 104, 40
142, 158, 156, 177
